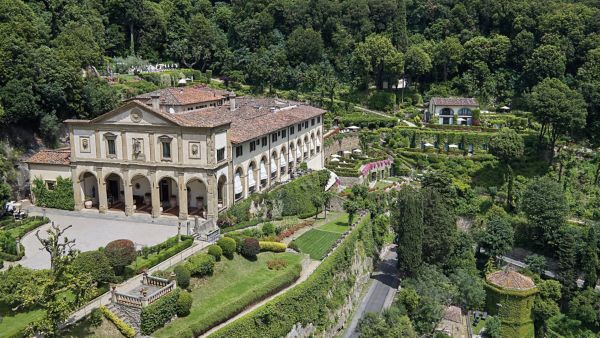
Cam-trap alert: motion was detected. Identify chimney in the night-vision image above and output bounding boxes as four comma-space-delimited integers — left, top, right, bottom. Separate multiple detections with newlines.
150, 93, 160, 112
229, 92, 236, 111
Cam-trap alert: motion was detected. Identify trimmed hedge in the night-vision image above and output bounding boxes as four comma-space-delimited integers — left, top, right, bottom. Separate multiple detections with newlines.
100, 305, 136, 338
207, 244, 223, 261
210, 214, 374, 338
140, 289, 180, 335
259, 241, 287, 253
185, 253, 215, 277
125, 236, 193, 277
174, 265, 191, 289
217, 237, 237, 258
176, 290, 193, 317
31, 176, 75, 210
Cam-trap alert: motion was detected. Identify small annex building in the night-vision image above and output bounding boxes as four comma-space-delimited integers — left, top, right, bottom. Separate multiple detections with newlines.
425, 97, 479, 126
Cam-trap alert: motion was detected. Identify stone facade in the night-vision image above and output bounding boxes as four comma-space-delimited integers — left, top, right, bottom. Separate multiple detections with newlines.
27, 88, 325, 221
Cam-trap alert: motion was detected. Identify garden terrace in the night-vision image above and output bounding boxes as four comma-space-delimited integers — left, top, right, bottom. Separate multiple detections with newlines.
325, 154, 388, 177
291, 213, 350, 260
153, 252, 302, 337
338, 111, 397, 129
0, 216, 49, 263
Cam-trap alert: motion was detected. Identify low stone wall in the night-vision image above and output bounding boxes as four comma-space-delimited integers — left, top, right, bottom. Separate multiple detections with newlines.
324, 134, 360, 159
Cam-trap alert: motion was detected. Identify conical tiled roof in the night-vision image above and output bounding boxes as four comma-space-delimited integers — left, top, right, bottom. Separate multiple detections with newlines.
486, 270, 536, 291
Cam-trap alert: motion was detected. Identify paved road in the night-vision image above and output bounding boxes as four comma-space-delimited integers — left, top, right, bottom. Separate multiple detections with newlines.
344, 246, 400, 338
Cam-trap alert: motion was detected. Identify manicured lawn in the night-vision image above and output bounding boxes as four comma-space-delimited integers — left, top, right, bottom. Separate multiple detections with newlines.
0, 303, 44, 338
153, 252, 302, 337
292, 213, 349, 260
292, 229, 342, 260
317, 214, 349, 233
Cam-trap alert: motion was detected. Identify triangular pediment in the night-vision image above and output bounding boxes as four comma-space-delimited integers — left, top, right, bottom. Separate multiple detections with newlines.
90, 101, 180, 127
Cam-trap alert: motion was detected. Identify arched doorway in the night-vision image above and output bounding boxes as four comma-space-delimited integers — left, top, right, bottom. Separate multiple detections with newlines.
187, 178, 207, 218
105, 173, 124, 211
159, 177, 178, 216
248, 162, 257, 194
234, 167, 244, 201
79, 172, 98, 209
131, 175, 152, 214
217, 175, 227, 209
259, 157, 268, 189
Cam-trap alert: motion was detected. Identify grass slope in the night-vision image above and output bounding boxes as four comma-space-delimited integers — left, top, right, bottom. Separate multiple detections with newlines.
317, 214, 349, 233
153, 252, 302, 337
292, 229, 342, 260
0, 303, 44, 338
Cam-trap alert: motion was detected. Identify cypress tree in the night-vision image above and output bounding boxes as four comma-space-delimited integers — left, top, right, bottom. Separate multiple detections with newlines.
394, 187, 423, 275
582, 226, 599, 289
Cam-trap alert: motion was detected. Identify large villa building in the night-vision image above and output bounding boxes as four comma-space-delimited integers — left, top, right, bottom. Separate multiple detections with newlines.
26, 85, 325, 221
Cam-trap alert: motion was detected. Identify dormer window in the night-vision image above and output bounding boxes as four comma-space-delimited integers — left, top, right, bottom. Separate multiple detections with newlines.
104, 133, 117, 158
159, 135, 172, 160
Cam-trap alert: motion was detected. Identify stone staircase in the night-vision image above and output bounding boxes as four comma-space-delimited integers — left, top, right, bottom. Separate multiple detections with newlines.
106, 303, 142, 334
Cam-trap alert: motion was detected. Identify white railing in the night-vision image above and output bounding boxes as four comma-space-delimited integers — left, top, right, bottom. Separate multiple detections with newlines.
147, 282, 175, 305
115, 292, 143, 308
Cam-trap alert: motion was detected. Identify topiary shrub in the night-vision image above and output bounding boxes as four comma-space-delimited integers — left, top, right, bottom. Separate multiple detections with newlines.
105, 239, 137, 275
176, 290, 193, 317
140, 289, 180, 335
240, 238, 260, 259
262, 222, 275, 236
259, 241, 287, 253
207, 244, 222, 261
185, 253, 215, 277
174, 265, 191, 289
217, 237, 236, 259
72, 250, 115, 285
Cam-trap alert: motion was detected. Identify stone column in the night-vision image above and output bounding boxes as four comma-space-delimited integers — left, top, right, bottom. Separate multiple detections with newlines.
241, 171, 248, 199
72, 167, 83, 211
151, 171, 161, 218
253, 166, 259, 195
123, 170, 134, 216
121, 131, 128, 160
97, 168, 107, 213
178, 172, 188, 220
206, 173, 218, 220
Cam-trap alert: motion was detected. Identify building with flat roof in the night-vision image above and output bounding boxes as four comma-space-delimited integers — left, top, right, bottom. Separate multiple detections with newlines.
26, 86, 325, 221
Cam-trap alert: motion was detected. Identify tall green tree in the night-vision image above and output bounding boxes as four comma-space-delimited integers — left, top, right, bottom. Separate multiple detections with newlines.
529, 78, 587, 158
556, 227, 578, 303
394, 187, 423, 275
479, 213, 514, 262
351, 34, 403, 89
421, 188, 457, 267
488, 127, 524, 210
582, 226, 599, 289
522, 177, 568, 249
404, 45, 432, 91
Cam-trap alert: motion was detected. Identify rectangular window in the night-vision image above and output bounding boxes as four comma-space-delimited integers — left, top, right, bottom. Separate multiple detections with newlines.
317, 116, 320, 123
271, 133, 277, 142
311, 118, 315, 126
290, 126, 295, 135
282, 129, 287, 138
261, 137, 267, 147
250, 141, 256, 152
107, 139, 116, 155
217, 148, 225, 162
298, 123, 302, 131
161, 141, 171, 159
46, 181, 55, 190
304, 121, 308, 128
235, 145, 243, 158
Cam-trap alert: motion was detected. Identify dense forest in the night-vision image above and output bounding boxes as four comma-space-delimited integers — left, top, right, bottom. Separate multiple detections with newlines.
1, 0, 600, 146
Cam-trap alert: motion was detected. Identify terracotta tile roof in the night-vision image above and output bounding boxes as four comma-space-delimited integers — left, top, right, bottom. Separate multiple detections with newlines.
486, 270, 536, 290
65, 97, 324, 139
443, 306, 462, 323
131, 85, 231, 106
226, 98, 325, 143
25, 148, 71, 165
431, 97, 479, 106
